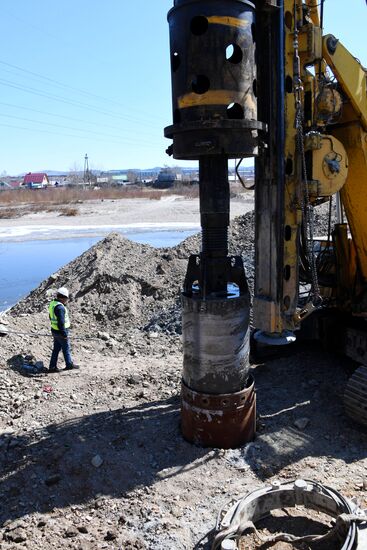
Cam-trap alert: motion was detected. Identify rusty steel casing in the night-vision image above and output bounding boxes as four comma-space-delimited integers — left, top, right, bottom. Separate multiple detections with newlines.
181, 375, 256, 448
165, 0, 260, 159
182, 293, 251, 393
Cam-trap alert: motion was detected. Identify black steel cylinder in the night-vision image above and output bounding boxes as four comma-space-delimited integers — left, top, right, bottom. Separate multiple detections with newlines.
165, 0, 259, 159
200, 155, 229, 249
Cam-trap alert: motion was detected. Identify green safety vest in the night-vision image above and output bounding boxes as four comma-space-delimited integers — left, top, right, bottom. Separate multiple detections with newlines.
49, 300, 70, 331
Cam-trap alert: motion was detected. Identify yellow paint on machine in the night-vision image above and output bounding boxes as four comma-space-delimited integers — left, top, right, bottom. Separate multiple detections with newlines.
207, 16, 250, 29
178, 90, 242, 109
334, 124, 367, 282
323, 35, 367, 131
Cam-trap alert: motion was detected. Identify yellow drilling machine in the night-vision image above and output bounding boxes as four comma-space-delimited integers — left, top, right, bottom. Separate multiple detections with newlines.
164, 0, 367, 448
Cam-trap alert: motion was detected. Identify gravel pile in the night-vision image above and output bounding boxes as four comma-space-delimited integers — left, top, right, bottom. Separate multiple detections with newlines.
9, 203, 335, 340
10, 213, 256, 339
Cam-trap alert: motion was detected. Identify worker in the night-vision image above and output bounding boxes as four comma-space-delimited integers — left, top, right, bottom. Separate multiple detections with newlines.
48, 287, 79, 373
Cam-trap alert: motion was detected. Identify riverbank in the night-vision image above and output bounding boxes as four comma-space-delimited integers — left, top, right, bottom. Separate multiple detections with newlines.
0, 214, 366, 549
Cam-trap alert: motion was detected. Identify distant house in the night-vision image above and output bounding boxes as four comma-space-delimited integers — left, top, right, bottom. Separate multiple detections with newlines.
8, 179, 22, 188
22, 172, 49, 189
111, 174, 129, 185
48, 175, 68, 187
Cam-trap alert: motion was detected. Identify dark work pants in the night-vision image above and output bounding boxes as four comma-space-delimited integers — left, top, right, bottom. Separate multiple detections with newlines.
49, 332, 73, 370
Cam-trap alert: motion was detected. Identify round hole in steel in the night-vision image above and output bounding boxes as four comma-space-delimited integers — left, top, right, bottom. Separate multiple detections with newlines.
286, 75, 293, 93
201, 397, 209, 406
171, 51, 180, 72
192, 75, 210, 95
284, 265, 291, 281
222, 399, 229, 406
285, 157, 293, 175
285, 11, 293, 30
284, 225, 292, 241
190, 15, 208, 36
227, 103, 244, 119
226, 43, 243, 64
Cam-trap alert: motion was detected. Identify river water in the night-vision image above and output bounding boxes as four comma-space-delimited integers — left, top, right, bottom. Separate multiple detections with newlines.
0, 227, 198, 312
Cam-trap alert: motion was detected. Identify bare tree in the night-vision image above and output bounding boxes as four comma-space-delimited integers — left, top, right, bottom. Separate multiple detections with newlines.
68, 162, 83, 185
127, 170, 139, 184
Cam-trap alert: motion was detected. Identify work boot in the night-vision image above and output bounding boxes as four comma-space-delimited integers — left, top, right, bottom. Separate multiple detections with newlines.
64, 364, 80, 371
49, 367, 60, 373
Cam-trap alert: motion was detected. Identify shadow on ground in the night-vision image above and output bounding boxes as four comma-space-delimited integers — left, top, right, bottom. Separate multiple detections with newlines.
1, 347, 366, 534
248, 345, 367, 479
0, 396, 214, 527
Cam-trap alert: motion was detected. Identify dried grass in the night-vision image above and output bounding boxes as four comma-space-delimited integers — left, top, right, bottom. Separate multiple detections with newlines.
0, 181, 249, 212
0, 184, 201, 206
59, 207, 79, 217
0, 208, 21, 219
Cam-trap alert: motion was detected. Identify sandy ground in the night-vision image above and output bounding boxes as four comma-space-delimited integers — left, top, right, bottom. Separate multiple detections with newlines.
0, 194, 255, 232
0, 200, 366, 549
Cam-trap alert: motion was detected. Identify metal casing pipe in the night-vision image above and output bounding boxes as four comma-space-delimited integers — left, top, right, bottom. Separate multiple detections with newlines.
181, 375, 256, 448
182, 293, 250, 394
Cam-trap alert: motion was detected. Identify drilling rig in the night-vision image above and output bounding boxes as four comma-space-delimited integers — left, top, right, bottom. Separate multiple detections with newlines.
165, 0, 367, 445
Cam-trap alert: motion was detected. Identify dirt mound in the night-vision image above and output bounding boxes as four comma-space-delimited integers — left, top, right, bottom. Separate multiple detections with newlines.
10, 214, 256, 337
9, 203, 331, 339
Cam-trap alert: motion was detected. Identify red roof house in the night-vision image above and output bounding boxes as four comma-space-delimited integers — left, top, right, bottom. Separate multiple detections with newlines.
9, 180, 22, 188
22, 172, 49, 188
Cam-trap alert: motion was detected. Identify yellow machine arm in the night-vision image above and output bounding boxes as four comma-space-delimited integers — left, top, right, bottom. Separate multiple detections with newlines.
323, 36, 367, 298
254, 0, 367, 337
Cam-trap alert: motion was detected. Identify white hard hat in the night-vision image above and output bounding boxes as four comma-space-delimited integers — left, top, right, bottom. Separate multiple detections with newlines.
57, 287, 69, 298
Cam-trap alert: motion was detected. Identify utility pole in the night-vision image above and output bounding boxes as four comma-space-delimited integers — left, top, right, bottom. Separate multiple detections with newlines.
83, 153, 91, 188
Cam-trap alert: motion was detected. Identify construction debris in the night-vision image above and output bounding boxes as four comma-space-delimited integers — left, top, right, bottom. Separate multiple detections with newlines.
213, 479, 367, 549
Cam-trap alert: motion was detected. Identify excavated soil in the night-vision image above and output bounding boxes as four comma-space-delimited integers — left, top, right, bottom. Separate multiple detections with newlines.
0, 210, 366, 550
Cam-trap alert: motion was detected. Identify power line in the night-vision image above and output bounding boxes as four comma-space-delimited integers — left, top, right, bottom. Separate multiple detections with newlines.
0, 101, 161, 140
0, 101, 163, 137
0, 77, 165, 131
0, 59, 166, 124
0, 112, 162, 147
0, 121, 163, 149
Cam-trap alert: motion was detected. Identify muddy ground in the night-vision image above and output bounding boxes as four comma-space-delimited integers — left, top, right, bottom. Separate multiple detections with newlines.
0, 211, 366, 549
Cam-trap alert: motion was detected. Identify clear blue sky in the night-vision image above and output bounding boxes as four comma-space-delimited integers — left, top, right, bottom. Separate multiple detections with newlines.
0, 0, 365, 175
